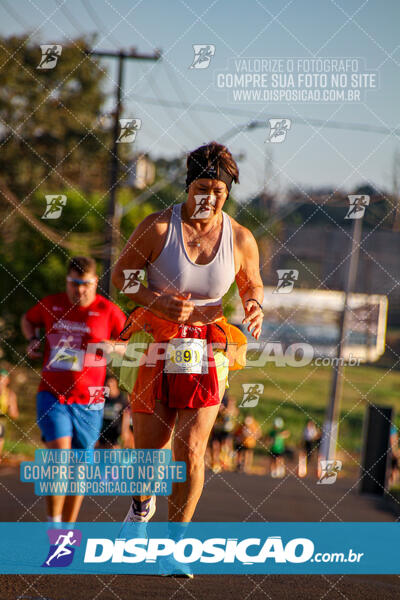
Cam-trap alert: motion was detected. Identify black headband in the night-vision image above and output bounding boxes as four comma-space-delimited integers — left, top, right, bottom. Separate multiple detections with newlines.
185, 162, 234, 193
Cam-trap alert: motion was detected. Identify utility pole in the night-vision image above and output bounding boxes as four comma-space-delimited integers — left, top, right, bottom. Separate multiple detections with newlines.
319, 213, 364, 462
84, 47, 161, 297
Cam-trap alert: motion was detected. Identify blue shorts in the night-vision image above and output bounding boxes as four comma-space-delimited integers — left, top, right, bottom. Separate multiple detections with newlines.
36, 391, 103, 449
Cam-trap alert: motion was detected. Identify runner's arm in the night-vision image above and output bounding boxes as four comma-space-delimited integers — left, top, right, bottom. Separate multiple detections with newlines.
235, 227, 264, 339
111, 214, 161, 308
112, 215, 194, 322
21, 313, 42, 358
21, 313, 40, 340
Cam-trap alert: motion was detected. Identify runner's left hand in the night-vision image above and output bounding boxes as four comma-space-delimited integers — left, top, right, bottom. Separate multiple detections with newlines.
242, 300, 263, 339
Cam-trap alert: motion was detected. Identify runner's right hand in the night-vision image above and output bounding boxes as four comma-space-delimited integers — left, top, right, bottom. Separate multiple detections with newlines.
152, 293, 195, 323
27, 338, 42, 359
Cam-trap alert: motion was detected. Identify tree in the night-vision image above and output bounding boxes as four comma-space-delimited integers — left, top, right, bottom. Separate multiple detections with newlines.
0, 33, 127, 197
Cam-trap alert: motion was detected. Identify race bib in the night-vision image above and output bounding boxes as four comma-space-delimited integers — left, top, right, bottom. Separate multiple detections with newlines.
47, 347, 85, 372
164, 338, 206, 374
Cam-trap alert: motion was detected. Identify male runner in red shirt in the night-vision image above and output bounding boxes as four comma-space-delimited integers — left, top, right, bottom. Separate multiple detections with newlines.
21, 256, 126, 523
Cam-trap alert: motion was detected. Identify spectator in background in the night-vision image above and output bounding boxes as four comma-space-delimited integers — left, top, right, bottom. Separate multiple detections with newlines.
222, 393, 239, 469
97, 374, 133, 449
209, 392, 238, 472
234, 415, 262, 473
209, 403, 227, 473
389, 423, 400, 488
0, 368, 19, 461
267, 417, 290, 478
298, 419, 321, 478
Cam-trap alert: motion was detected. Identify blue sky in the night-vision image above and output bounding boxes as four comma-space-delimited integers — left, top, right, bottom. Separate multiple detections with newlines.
1, 0, 399, 201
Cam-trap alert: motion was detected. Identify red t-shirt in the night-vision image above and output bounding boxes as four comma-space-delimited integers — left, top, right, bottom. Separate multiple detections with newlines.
26, 293, 126, 404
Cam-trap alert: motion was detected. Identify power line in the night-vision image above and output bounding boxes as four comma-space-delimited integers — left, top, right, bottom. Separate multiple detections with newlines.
219, 119, 400, 143
162, 63, 214, 142
1, 0, 30, 29
54, 0, 84, 35
125, 93, 264, 118
125, 94, 400, 138
143, 67, 199, 146
80, 0, 121, 49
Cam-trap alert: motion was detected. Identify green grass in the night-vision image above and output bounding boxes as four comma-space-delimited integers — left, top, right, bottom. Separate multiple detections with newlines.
227, 362, 400, 454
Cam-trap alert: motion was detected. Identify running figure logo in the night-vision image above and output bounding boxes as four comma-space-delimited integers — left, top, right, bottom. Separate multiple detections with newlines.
317, 460, 342, 484
345, 195, 370, 219
266, 119, 292, 143
42, 529, 82, 567
42, 195, 67, 219
88, 386, 110, 411
274, 269, 299, 294
192, 195, 217, 219
189, 45, 215, 69
239, 383, 264, 408
116, 119, 141, 143
37, 45, 62, 70
121, 269, 145, 294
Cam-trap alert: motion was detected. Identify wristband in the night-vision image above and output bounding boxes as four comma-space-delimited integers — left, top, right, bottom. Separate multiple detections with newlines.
245, 298, 263, 311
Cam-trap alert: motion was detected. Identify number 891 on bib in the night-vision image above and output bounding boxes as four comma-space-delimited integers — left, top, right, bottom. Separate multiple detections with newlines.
164, 338, 206, 374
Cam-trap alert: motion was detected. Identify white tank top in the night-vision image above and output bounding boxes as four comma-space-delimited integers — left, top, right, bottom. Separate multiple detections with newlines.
147, 203, 235, 307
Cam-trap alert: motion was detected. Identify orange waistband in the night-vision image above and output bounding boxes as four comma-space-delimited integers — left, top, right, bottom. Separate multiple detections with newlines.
118, 307, 247, 370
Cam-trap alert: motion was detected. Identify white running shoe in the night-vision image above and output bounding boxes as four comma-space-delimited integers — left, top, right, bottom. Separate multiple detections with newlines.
124, 496, 156, 523
118, 497, 156, 539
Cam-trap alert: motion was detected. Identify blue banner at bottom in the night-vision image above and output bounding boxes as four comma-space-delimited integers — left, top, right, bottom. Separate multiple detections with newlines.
0, 522, 398, 574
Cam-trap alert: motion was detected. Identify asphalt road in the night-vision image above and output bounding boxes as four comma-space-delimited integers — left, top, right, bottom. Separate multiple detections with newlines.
1, 465, 400, 600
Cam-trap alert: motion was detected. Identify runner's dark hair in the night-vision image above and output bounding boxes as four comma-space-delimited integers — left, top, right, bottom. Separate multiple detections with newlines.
67, 256, 97, 275
186, 141, 240, 185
